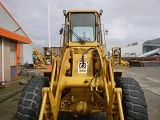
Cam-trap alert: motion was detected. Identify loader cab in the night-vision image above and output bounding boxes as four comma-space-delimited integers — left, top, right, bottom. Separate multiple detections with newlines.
62, 10, 104, 47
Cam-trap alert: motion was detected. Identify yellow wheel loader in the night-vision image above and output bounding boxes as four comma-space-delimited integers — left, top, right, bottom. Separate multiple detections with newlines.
17, 10, 148, 120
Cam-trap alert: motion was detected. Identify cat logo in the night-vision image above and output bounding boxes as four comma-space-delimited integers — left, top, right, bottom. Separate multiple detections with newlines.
78, 62, 87, 73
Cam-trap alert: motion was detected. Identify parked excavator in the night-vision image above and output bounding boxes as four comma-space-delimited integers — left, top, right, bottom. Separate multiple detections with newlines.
17, 10, 148, 120
33, 48, 46, 69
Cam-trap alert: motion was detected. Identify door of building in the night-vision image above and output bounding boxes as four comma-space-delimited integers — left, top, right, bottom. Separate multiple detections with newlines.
10, 42, 17, 80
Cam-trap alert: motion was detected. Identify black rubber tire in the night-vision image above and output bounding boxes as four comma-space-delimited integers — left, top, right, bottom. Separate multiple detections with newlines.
116, 77, 148, 120
17, 77, 49, 120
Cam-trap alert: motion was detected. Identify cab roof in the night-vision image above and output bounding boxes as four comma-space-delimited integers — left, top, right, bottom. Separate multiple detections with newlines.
67, 10, 99, 13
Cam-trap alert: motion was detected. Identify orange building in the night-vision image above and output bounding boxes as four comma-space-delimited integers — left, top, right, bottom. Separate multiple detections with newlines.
0, 2, 32, 85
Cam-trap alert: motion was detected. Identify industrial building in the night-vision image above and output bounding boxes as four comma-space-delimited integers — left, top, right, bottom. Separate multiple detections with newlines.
121, 38, 160, 57
0, 2, 32, 85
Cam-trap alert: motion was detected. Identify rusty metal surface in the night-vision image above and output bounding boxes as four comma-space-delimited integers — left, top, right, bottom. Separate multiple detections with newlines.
129, 61, 160, 67
122, 57, 160, 67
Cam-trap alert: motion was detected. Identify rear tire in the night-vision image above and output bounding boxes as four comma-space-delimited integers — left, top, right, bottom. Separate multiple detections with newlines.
116, 77, 148, 120
17, 77, 49, 120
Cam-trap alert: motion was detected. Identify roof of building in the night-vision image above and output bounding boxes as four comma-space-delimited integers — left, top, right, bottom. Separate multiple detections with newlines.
144, 38, 160, 45
0, 2, 32, 44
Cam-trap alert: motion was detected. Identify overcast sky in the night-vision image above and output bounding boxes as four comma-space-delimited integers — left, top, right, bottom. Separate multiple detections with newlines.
1, 0, 160, 49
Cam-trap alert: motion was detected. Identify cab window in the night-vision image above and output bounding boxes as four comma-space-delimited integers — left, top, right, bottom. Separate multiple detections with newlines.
70, 13, 95, 42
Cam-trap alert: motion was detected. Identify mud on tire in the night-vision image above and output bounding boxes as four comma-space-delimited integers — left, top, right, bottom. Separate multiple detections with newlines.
116, 77, 148, 120
17, 77, 49, 120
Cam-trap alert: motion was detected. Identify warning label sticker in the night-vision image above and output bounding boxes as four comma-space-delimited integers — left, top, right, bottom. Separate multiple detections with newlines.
78, 62, 87, 73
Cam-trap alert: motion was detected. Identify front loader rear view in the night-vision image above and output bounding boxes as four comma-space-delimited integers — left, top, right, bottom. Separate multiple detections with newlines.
17, 10, 148, 120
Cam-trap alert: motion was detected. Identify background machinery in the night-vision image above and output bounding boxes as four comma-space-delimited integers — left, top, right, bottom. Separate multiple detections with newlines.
17, 10, 148, 120
33, 48, 46, 69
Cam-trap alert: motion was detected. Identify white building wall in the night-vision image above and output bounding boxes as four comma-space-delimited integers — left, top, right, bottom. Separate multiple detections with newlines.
20, 44, 33, 64
121, 45, 143, 57
0, 5, 27, 37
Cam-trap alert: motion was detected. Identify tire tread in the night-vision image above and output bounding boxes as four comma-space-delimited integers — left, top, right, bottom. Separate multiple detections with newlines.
116, 77, 148, 120
17, 77, 49, 120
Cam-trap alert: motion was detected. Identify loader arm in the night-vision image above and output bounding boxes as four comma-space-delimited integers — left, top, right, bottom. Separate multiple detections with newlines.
38, 47, 124, 120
